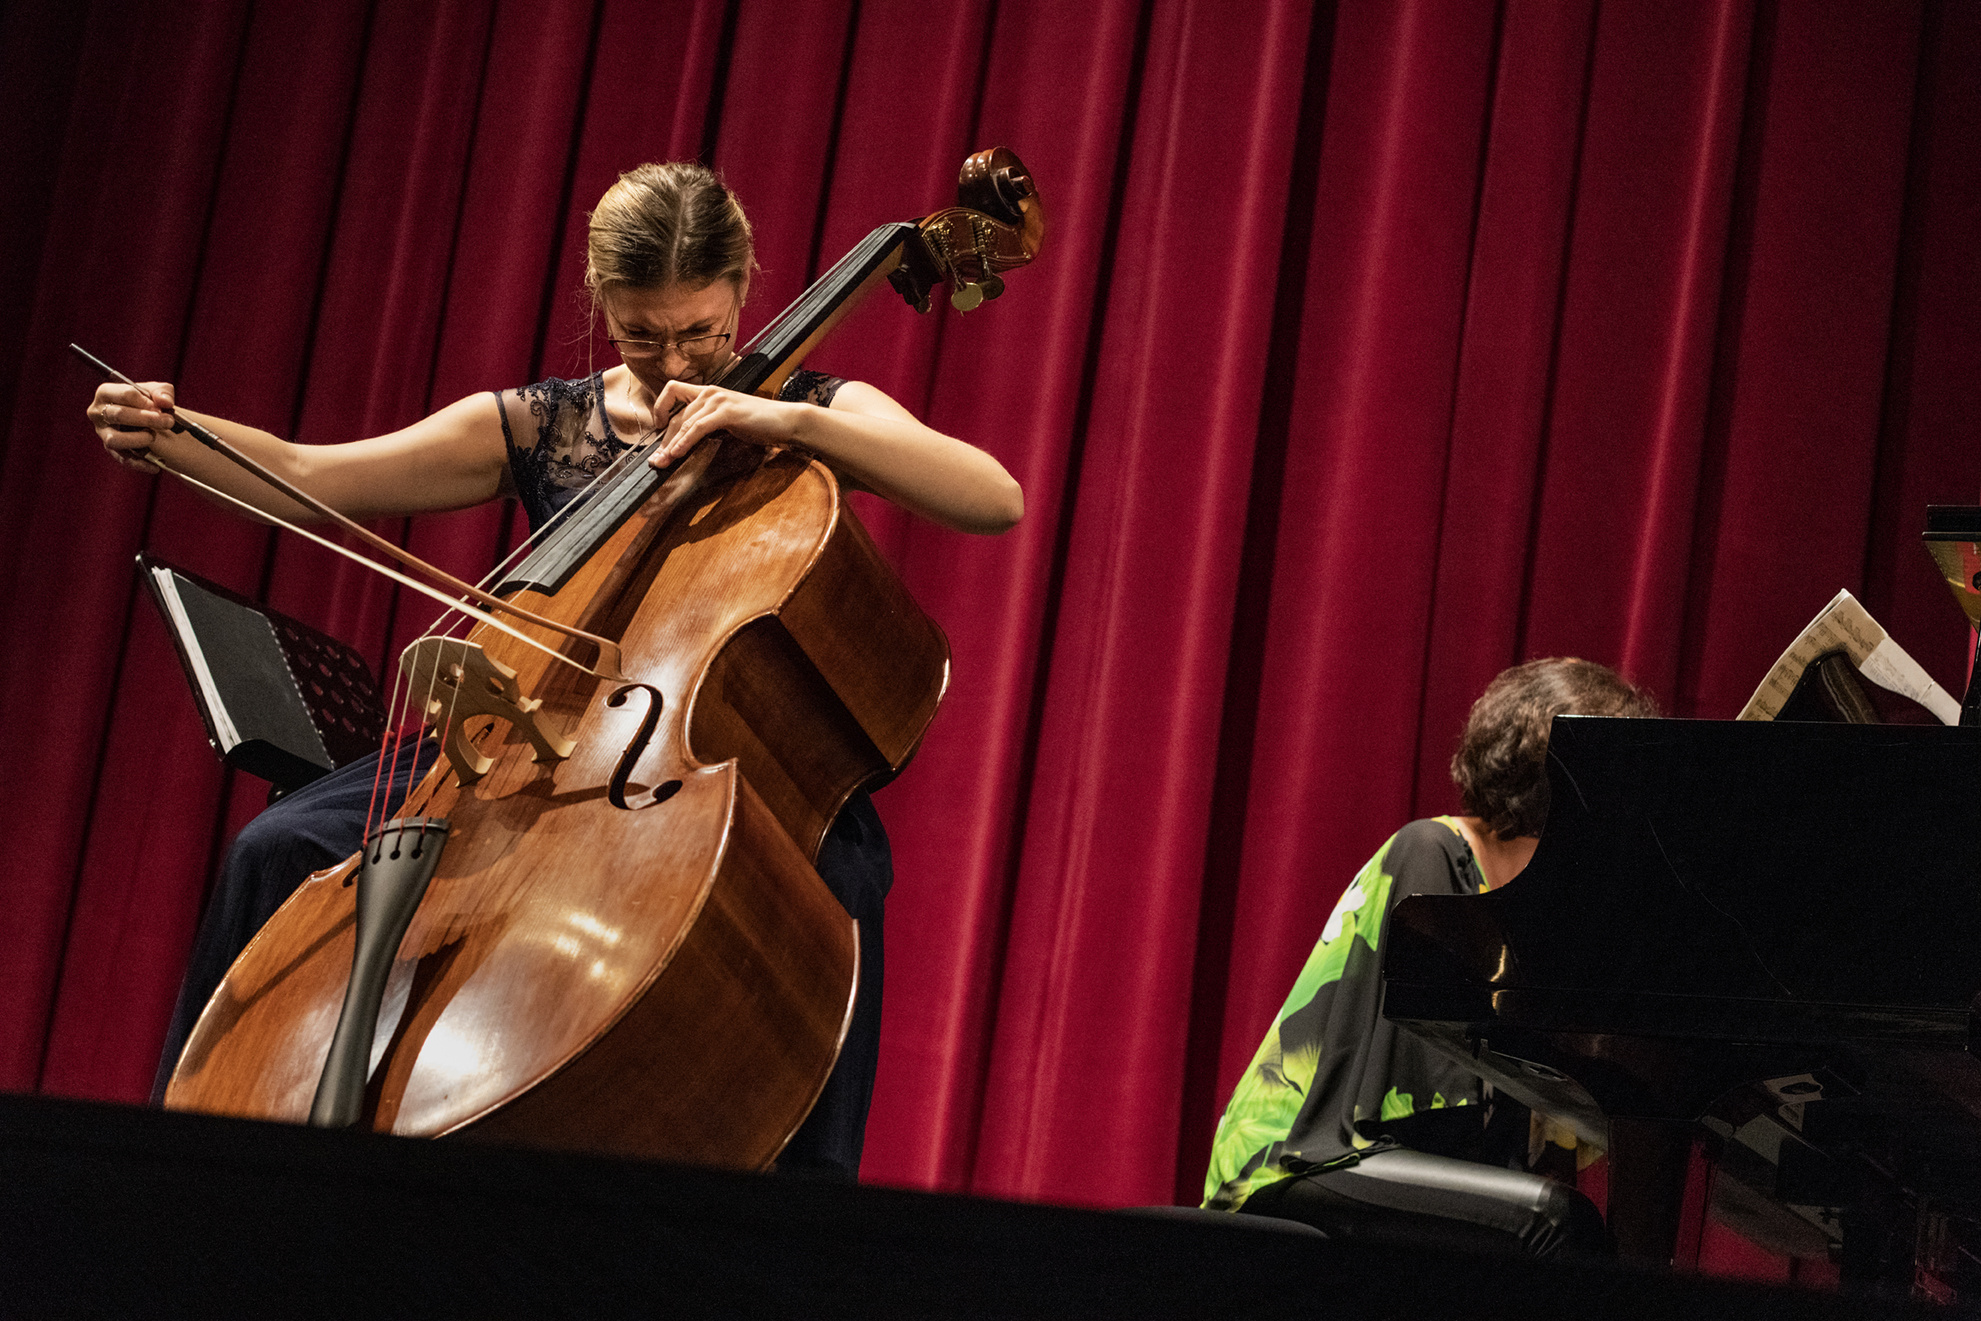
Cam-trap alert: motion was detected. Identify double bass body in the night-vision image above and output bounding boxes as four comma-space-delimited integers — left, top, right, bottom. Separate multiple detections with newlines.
164, 442, 949, 1168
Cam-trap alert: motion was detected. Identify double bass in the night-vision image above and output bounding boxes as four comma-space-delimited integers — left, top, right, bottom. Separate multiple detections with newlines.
158, 150, 1044, 1168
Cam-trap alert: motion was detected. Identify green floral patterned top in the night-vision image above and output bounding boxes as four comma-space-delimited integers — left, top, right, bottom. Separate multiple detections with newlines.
1203, 818, 1491, 1210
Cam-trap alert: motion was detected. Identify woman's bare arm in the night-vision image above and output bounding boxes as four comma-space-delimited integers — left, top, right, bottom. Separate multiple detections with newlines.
643, 376, 1024, 535
91, 382, 510, 523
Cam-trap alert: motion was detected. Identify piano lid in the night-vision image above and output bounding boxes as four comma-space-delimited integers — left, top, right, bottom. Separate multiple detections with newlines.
1387, 716, 1981, 1018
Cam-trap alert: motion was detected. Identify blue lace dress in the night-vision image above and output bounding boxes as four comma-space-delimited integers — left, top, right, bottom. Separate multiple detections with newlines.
496, 368, 848, 526
155, 369, 891, 1181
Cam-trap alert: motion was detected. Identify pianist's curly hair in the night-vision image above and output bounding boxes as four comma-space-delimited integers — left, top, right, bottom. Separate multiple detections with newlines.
1452, 658, 1658, 840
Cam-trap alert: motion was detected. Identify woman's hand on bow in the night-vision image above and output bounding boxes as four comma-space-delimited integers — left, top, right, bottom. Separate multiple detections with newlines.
90, 380, 180, 472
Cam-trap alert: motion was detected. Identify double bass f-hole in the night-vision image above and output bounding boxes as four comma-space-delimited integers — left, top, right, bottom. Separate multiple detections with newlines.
606, 684, 682, 810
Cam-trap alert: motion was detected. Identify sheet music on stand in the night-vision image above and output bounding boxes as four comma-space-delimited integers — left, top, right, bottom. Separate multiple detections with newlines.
139, 554, 387, 792
1737, 588, 1959, 724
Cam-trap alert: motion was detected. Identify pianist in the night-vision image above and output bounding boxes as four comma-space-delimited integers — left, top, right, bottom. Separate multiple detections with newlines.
1202, 658, 1658, 1257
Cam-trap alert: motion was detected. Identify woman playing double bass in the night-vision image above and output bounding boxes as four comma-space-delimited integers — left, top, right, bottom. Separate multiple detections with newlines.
87, 161, 1024, 1179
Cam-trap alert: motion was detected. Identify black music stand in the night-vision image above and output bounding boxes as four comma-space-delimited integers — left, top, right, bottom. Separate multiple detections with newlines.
138, 554, 387, 794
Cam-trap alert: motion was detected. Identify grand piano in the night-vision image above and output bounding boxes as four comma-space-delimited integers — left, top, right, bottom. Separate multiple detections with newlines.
1383, 713, 1981, 1296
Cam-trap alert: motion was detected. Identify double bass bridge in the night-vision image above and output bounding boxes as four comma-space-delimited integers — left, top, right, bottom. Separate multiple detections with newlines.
401, 637, 575, 786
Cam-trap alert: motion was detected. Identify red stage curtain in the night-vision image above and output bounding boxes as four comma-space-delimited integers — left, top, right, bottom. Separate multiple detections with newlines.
3, 0, 1978, 1231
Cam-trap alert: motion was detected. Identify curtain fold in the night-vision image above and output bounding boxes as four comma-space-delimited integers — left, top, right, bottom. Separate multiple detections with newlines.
967, 0, 1322, 1207
4, 2, 1979, 1265
1208, 0, 1505, 1189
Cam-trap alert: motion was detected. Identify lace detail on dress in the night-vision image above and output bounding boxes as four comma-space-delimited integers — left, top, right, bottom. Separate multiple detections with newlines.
497, 373, 629, 531
494, 369, 848, 532
783, 368, 845, 409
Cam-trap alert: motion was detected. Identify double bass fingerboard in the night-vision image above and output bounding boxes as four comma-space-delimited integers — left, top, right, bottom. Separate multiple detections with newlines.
494, 222, 923, 598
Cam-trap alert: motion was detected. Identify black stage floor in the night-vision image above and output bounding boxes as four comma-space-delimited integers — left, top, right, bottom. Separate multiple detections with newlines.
0, 1092, 1943, 1318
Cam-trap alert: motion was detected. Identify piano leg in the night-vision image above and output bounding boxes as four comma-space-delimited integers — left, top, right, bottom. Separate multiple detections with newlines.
1607, 1118, 1694, 1267
1837, 1189, 1917, 1299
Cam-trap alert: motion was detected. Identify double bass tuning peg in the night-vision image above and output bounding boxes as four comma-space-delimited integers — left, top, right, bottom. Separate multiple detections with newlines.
949, 273, 1006, 313
907, 148, 1040, 316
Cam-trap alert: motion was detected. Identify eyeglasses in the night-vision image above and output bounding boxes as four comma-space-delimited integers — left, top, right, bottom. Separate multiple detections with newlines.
605, 331, 733, 361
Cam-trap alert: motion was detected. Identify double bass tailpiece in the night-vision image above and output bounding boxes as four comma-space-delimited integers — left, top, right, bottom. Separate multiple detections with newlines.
309, 816, 452, 1129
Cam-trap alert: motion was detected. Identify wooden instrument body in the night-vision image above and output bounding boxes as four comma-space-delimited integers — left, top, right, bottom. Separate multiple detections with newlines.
164, 445, 949, 1167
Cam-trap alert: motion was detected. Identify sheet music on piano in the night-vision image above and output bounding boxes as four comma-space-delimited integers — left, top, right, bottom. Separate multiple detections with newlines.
1737, 588, 1958, 724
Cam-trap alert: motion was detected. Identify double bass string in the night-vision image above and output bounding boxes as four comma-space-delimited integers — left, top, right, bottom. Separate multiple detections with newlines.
370, 271, 860, 820
386, 657, 464, 830
378, 413, 685, 824
78, 262, 839, 829
363, 660, 417, 843
396, 380, 704, 672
